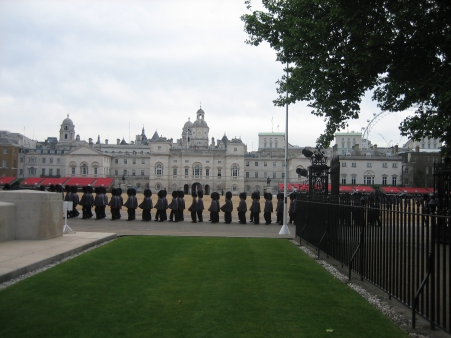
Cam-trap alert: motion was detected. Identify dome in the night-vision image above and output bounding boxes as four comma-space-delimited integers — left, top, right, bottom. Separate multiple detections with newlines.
183, 118, 193, 131
62, 114, 74, 126
196, 108, 204, 115
193, 119, 209, 128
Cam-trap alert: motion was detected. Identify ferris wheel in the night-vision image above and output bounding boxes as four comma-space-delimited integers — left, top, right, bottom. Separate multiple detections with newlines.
360, 110, 413, 150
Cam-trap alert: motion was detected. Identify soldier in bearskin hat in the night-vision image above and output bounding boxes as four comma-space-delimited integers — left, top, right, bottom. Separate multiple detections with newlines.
161, 189, 168, 221
288, 192, 296, 224
276, 193, 284, 225
168, 190, 179, 222
71, 186, 80, 218
220, 191, 233, 224
94, 187, 104, 220
251, 191, 261, 224
139, 189, 153, 221
154, 190, 165, 222
109, 188, 121, 220
124, 188, 138, 221
264, 192, 273, 224
197, 190, 204, 222
188, 191, 198, 223
237, 192, 247, 224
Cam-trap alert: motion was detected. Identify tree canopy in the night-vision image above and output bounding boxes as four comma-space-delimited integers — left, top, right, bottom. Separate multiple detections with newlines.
241, 0, 451, 151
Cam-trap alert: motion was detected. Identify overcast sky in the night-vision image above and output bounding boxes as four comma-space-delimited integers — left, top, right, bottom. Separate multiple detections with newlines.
0, 0, 411, 151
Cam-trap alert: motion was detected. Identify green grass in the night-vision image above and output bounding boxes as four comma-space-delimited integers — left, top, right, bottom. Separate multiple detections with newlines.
0, 237, 407, 338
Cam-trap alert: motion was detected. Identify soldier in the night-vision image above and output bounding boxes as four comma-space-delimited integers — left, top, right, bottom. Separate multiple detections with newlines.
168, 191, 179, 222
276, 193, 284, 225
154, 190, 165, 222
197, 191, 204, 222
251, 191, 261, 225
264, 192, 273, 225
288, 192, 296, 224
109, 188, 121, 220
188, 191, 198, 223
208, 192, 219, 223
139, 189, 153, 221
237, 192, 247, 224
94, 187, 104, 220
124, 188, 138, 221
220, 191, 233, 224
71, 186, 80, 218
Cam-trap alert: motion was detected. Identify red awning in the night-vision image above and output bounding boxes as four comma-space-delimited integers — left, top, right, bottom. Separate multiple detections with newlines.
398, 187, 431, 195
0, 177, 16, 185
379, 186, 403, 194
352, 186, 375, 193
339, 186, 355, 193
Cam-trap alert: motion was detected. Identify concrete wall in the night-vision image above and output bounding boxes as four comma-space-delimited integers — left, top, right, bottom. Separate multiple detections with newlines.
0, 201, 16, 242
0, 190, 63, 241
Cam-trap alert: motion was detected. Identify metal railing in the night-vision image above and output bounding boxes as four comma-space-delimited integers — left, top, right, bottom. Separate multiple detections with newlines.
296, 194, 450, 333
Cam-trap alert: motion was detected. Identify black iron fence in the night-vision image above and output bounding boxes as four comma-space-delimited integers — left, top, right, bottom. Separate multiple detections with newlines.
296, 193, 451, 333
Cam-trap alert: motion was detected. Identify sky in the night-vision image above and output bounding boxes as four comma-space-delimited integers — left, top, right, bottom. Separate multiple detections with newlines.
0, 0, 412, 151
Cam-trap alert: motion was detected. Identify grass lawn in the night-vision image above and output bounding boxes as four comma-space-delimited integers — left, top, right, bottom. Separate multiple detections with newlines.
0, 237, 407, 338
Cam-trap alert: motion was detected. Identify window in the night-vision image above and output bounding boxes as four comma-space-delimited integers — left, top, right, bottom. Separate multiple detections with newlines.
71, 167, 76, 175
2, 160, 6, 167
19, 169, 23, 175
282, 162, 286, 167
115, 170, 118, 175
20, 157, 24, 163
185, 168, 189, 177
141, 170, 145, 176
206, 160, 210, 163
218, 161, 222, 164
132, 170, 136, 176
275, 139, 278, 148
382, 176, 387, 185
392, 176, 397, 185
255, 172, 258, 178
173, 168, 177, 176
42, 158, 46, 164
246, 161, 249, 166
234, 148, 237, 151
42, 168, 45, 175
367, 163, 372, 168
2, 148, 6, 154
81, 164, 88, 175
392, 163, 397, 168
232, 185, 237, 192
50, 158, 53, 164
264, 162, 267, 167
364, 176, 374, 185
264, 138, 267, 148
282, 173, 285, 179
115, 159, 118, 164
142, 159, 145, 164
232, 165, 239, 177
351, 175, 356, 184
342, 162, 347, 167
273, 162, 276, 167
56, 169, 60, 176
185, 160, 189, 163
28, 167, 36, 175
218, 169, 222, 177
158, 146, 161, 150
382, 163, 387, 168
193, 165, 201, 178
156, 164, 163, 177
133, 159, 136, 164
94, 167, 98, 175
206, 168, 210, 177
264, 172, 267, 178
246, 172, 249, 178
341, 175, 346, 184
273, 172, 276, 179
255, 162, 258, 166
351, 163, 356, 167
124, 159, 127, 164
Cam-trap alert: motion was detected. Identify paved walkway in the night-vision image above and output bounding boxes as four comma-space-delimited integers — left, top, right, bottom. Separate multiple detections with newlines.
0, 215, 295, 284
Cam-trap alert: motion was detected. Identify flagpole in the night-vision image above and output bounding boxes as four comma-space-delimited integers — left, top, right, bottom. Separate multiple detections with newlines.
280, 62, 290, 235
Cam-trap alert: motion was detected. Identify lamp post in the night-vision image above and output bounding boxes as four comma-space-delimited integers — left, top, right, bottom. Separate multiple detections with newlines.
279, 66, 291, 235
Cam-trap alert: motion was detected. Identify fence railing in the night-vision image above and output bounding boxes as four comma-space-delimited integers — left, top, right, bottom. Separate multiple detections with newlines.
296, 194, 451, 333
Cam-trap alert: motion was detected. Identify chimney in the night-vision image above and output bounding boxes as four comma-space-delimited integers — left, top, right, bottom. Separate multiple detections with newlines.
394, 145, 398, 154
117, 139, 120, 145
415, 145, 419, 153
105, 139, 108, 145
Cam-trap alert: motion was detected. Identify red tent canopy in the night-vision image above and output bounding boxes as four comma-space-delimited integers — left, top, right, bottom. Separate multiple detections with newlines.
398, 187, 431, 195
339, 186, 355, 193
0, 176, 16, 185
379, 186, 403, 194
352, 186, 375, 193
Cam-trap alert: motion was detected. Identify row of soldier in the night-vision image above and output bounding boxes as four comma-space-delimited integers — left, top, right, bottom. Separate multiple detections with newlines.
39, 184, 300, 225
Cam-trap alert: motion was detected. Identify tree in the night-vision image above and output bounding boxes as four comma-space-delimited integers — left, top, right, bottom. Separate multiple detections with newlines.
241, 0, 451, 151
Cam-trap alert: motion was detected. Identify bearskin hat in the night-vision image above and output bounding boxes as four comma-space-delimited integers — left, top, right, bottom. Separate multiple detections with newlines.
197, 190, 203, 198
192, 191, 197, 198
225, 191, 232, 199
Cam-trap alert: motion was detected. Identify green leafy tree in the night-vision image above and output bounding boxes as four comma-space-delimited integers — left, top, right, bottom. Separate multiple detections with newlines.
241, 0, 451, 151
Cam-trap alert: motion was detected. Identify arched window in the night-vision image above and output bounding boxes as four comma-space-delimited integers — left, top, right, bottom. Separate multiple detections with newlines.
193, 165, 201, 178
270, 138, 273, 148
264, 138, 267, 148
81, 164, 88, 175
155, 164, 163, 177
275, 138, 278, 148
231, 165, 239, 177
